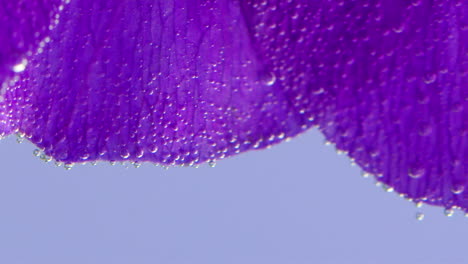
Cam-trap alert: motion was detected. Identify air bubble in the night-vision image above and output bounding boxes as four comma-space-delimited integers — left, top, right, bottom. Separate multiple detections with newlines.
40, 153, 52, 162
120, 150, 130, 159
261, 72, 276, 86
12, 59, 28, 73
64, 163, 74, 170
361, 171, 371, 178
451, 183, 465, 195
381, 184, 394, 192
208, 160, 216, 168
392, 23, 406, 34
408, 165, 425, 179
33, 149, 41, 157
423, 73, 437, 84
444, 208, 454, 217
415, 212, 424, 221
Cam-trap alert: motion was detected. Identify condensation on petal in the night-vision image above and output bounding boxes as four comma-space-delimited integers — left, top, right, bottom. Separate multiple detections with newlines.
240, 0, 467, 210
4, 0, 467, 211
8, 0, 310, 164
0, 0, 68, 137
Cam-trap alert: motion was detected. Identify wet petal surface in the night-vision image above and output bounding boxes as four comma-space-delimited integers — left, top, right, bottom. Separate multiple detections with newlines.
0, 0, 66, 136
239, 0, 467, 209
9, 0, 309, 164
3, 0, 468, 209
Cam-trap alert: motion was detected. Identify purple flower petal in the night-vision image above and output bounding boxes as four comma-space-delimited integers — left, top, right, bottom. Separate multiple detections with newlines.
7, 0, 308, 164
243, 0, 467, 209
2, 1, 467, 210
0, 0, 65, 136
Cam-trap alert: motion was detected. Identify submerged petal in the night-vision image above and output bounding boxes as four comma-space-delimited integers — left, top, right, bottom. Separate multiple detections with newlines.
3, 1, 467, 209
0, 0, 66, 136
8, 0, 309, 164
240, 0, 467, 209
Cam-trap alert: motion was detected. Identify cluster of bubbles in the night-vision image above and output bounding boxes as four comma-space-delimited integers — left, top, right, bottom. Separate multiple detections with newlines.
321, 136, 468, 221
24, 133, 218, 171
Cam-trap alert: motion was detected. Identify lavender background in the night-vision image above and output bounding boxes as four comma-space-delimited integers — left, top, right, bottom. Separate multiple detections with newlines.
0, 128, 466, 264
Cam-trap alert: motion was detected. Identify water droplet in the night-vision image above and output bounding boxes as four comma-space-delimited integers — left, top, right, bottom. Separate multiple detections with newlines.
149, 145, 158, 153
444, 208, 454, 217
451, 183, 465, 195
392, 23, 406, 33
80, 153, 90, 161
208, 160, 216, 168
408, 165, 425, 179
33, 149, 41, 157
360, 172, 370, 180
120, 150, 130, 159
12, 59, 28, 73
423, 73, 437, 84
261, 71, 276, 86
415, 212, 424, 221
336, 149, 347, 155
40, 153, 52, 163
16, 138, 23, 144
381, 184, 394, 192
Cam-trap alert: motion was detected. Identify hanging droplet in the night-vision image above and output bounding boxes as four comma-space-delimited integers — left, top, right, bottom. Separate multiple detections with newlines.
33, 149, 41, 157
361, 171, 371, 178
12, 59, 28, 73
40, 153, 52, 162
381, 183, 394, 192
336, 149, 347, 155
444, 208, 454, 217
64, 163, 74, 170
415, 212, 424, 221
16, 133, 25, 143
208, 160, 217, 168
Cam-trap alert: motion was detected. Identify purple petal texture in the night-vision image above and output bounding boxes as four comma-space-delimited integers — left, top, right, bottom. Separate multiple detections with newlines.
0, 0, 66, 136
8, 0, 309, 164
1, 1, 467, 209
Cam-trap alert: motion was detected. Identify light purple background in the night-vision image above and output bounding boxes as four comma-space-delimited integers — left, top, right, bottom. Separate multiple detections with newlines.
0, 129, 466, 264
